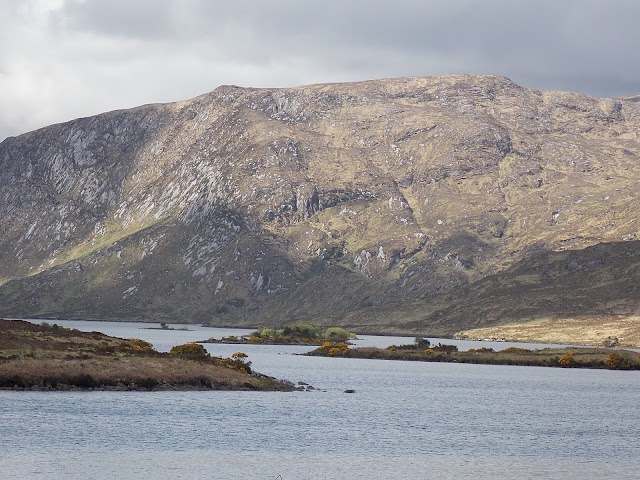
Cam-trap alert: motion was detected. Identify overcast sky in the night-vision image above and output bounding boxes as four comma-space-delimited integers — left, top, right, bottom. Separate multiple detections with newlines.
1, 0, 639, 141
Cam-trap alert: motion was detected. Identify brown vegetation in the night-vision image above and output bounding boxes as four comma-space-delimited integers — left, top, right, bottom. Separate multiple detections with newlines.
456, 315, 640, 349
0, 320, 293, 391
306, 341, 640, 370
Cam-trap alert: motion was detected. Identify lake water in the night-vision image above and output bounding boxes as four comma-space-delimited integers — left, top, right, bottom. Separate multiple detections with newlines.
1, 320, 639, 479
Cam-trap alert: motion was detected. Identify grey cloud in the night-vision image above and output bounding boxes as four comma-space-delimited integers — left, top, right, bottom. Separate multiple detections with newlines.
52, 0, 640, 95
1, 0, 639, 141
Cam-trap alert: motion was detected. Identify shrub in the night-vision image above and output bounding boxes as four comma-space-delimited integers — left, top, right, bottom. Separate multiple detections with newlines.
216, 351, 252, 373
318, 342, 349, 355
284, 323, 324, 339
128, 339, 156, 353
502, 347, 531, 354
256, 328, 274, 338
559, 352, 575, 367
40, 322, 66, 331
231, 351, 248, 361
169, 343, 209, 358
604, 353, 633, 370
324, 327, 351, 342
468, 347, 495, 353
432, 343, 458, 353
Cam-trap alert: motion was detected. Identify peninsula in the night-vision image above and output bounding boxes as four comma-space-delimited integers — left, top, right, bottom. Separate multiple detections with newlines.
0, 319, 293, 391
306, 341, 640, 370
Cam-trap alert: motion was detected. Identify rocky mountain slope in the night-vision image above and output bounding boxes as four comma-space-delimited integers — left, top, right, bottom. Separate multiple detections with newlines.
1, 75, 639, 345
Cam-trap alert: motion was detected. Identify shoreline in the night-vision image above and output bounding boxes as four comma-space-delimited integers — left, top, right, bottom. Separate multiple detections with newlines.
12, 316, 639, 350
0, 320, 295, 392
305, 343, 640, 370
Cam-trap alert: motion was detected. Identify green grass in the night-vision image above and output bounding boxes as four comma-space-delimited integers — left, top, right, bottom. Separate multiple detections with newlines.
46, 218, 168, 272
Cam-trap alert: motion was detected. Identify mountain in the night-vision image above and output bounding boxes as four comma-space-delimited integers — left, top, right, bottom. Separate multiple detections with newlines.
1, 75, 639, 345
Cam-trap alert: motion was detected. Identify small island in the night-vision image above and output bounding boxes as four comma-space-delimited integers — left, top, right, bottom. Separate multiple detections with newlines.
305, 338, 640, 370
0, 319, 294, 391
199, 323, 355, 346
140, 322, 193, 331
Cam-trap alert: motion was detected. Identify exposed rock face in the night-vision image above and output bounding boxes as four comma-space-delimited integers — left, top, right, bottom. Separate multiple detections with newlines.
1, 75, 639, 340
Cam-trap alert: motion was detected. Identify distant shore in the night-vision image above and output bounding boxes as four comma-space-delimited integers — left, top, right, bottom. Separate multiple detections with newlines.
198, 324, 355, 347
198, 336, 328, 346
305, 342, 640, 370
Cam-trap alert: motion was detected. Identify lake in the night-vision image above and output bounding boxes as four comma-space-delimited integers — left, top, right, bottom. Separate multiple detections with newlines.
1, 320, 638, 479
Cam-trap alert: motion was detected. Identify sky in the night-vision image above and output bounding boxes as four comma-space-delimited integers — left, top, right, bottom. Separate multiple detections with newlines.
1, 0, 639, 141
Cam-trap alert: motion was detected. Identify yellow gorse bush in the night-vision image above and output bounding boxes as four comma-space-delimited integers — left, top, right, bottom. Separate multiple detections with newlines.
169, 342, 209, 357
559, 352, 575, 367
128, 339, 155, 352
